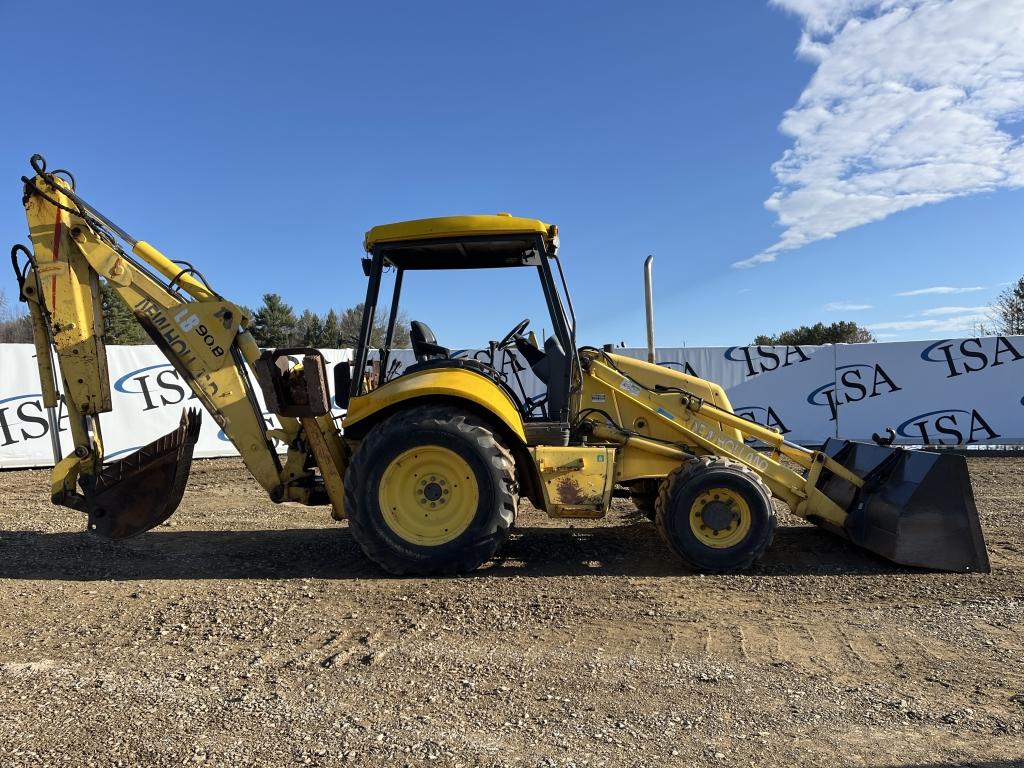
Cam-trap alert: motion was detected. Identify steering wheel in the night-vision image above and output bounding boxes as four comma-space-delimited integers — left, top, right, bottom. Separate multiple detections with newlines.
496, 318, 530, 349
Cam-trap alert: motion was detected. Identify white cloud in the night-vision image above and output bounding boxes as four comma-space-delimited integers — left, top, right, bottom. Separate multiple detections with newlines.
919, 305, 989, 316
868, 312, 990, 332
738, 0, 1024, 268
772, 0, 907, 35
824, 300, 873, 310
868, 300, 995, 336
894, 285, 984, 296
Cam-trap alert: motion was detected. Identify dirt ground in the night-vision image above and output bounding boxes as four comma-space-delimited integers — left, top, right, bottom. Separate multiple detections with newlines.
0, 457, 1021, 768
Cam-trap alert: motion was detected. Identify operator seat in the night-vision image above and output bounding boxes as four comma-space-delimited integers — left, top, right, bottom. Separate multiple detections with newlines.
530, 335, 570, 421
410, 321, 450, 362
401, 320, 531, 419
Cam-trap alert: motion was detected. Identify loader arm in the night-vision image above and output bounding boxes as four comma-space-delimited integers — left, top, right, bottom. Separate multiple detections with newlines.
12, 155, 346, 536
578, 351, 857, 524
578, 349, 989, 573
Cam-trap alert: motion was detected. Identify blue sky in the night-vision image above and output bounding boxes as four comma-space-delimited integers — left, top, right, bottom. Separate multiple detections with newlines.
1, 0, 1021, 347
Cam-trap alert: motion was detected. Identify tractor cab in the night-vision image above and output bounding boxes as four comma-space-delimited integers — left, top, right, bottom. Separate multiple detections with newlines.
344, 214, 579, 429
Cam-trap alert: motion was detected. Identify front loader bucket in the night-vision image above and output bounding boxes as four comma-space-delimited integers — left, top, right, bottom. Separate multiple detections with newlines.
84, 409, 202, 540
816, 439, 989, 572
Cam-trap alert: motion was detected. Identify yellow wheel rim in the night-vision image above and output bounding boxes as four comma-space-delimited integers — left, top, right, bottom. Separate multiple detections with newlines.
378, 446, 479, 546
689, 487, 752, 549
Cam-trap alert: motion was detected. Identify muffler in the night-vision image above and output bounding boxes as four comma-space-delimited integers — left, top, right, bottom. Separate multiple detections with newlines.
83, 409, 202, 539
816, 438, 990, 573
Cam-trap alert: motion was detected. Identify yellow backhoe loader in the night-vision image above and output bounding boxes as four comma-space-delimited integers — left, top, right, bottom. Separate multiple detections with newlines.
9, 155, 989, 575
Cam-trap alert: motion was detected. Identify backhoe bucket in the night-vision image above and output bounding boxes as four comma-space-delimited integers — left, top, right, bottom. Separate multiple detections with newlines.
817, 439, 989, 572
84, 409, 202, 540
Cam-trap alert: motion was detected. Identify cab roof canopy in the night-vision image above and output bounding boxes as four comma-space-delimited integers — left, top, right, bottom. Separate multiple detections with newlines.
363, 214, 557, 270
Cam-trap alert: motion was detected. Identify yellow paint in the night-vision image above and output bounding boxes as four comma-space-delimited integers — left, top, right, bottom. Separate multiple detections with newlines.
688, 487, 752, 548
301, 415, 350, 520
530, 445, 615, 518
19, 164, 864, 552
19, 171, 317, 510
576, 349, 850, 528
345, 367, 527, 443
24, 179, 111, 419
579, 352, 744, 462
132, 241, 216, 301
365, 214, 554, 250
378, 446, 479, 545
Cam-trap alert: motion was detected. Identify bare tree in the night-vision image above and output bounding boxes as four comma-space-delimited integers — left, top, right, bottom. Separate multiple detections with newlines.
0, 288, 33, 343
984, 277, 1024, 335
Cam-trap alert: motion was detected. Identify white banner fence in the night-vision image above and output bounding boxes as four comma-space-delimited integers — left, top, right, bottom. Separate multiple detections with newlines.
1, 336, 1022, 469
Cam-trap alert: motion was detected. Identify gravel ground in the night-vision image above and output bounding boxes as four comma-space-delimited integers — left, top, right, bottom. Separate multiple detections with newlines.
0, 457, 1022, 767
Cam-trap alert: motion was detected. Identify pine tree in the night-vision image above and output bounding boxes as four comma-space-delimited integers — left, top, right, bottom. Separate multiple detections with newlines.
100, 282, 147, 345
296, 309, 325, 347
250, 293, 299, 347
321, 309, 342, 348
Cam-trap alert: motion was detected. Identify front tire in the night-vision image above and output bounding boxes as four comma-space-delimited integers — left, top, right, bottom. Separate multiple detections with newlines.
655, 456, 776, 572
344, 406, 517, 575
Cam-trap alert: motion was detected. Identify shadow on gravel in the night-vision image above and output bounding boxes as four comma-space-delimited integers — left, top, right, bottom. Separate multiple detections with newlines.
0, 522, 911, 581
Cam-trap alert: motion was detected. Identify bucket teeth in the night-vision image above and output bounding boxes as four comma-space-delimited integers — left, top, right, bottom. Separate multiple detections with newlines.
85, 409, 202, 540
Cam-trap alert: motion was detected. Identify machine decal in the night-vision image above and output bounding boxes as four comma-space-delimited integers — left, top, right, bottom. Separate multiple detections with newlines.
620, 378, 642, 396
681, 410, 770, 472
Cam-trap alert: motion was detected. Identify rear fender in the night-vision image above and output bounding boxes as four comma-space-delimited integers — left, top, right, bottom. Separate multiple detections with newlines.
343, 368, 527, 444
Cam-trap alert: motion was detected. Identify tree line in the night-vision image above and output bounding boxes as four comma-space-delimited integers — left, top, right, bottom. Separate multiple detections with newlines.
245, 293, 410, 348
754, 320, 876, 346
4, 277, 1024, 347
0, 287, 410, 348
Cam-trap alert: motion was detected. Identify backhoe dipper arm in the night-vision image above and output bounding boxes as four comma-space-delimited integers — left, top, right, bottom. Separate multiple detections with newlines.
12, 156, 336, 537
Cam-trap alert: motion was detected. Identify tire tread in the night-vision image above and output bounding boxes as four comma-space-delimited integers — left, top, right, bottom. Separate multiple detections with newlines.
344, 406, 517, 576
654, 455, 776, 573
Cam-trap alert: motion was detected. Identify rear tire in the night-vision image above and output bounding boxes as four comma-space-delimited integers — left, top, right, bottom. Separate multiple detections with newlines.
344, 406, 517, 575
655, 456, 776, 572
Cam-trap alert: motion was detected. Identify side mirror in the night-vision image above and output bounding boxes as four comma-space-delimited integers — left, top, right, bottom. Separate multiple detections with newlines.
333, 362, 352, 410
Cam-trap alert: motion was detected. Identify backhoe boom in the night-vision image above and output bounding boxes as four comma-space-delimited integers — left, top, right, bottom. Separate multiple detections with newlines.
12, 155, 345, 536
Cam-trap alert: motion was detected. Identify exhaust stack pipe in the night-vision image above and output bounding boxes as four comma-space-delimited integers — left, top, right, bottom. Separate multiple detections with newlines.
644, 255, 655, 363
